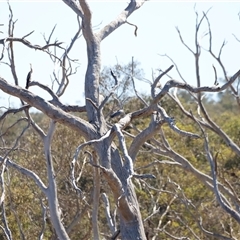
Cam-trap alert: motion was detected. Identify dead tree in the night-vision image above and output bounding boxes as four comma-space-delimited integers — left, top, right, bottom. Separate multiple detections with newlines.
1, 1, 240, 240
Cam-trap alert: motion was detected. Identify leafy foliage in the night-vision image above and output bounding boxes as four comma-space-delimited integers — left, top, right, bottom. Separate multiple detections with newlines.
1, 81, 240, 239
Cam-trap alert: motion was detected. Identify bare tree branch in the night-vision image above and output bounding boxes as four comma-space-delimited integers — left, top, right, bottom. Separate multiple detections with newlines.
0, 157, 47, 194
91, 151, 100, 240
102, 193, 116, 234
98, 0, 146, 41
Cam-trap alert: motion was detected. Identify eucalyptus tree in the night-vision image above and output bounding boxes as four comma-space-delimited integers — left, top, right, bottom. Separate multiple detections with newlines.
0, 1, 149, 239
1, 1, 240, 240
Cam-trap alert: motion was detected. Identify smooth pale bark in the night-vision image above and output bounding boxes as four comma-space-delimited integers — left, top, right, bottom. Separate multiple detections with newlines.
92, 152, 100, 240
0, 1, 148, 239
1, 2, 240, 239
65, 1, 148, 239
44, 122, 70, 240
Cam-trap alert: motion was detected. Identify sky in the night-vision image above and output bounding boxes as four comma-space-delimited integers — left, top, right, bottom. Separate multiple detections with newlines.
0, 1, 240, 108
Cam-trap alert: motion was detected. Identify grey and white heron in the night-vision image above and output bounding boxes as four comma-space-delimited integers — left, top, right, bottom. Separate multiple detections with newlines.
25, 63, 33, 89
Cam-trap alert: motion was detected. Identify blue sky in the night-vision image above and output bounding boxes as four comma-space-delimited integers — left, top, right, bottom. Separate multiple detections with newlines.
1, 1, 240, 107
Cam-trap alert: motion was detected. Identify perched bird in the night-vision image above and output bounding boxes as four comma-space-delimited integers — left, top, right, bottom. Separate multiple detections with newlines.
25, 63, 33, 89
110, 109, 125, 118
